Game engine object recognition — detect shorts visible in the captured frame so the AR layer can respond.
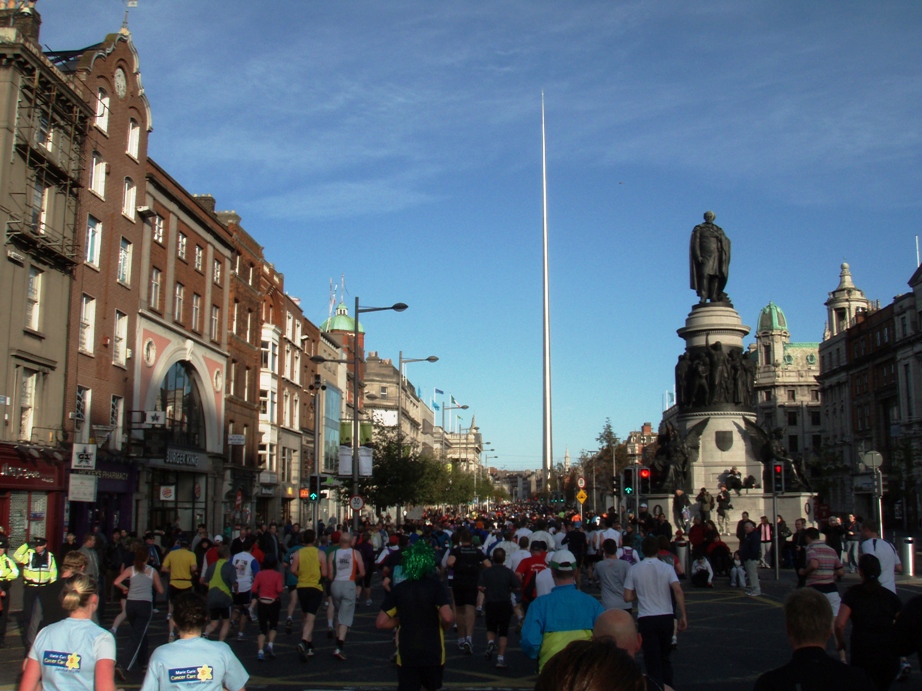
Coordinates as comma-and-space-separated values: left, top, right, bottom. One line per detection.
286, 583, 298, 593
233, 592, 252, 609
209, 606, 230, 620
451, 585, 478, 608
485, 601, 513, 637
330, 580, 357, 627
360, 569, 373, 589
397, 663, 444, 691
169, 584, 193, 600
297, 587, 323, 615
257, 599, 281, 635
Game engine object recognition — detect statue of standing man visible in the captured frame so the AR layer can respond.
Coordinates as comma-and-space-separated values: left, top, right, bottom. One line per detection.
690, 211, 731, 303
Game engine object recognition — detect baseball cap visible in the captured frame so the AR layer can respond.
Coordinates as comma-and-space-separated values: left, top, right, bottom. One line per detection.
550, 549, 577, 571
388, 535, 399, 545
213, 534, 224, 543
640, 503, 648, 508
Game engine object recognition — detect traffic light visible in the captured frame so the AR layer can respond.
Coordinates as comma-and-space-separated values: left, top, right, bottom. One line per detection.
639, 467, 652, 495
612, 474, 622, 494
623, 468, 635, 495
308, 476, 320, 502
773, 463, 785, 494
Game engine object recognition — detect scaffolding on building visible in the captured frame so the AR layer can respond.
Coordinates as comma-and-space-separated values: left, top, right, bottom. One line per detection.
4, 51, 88, 273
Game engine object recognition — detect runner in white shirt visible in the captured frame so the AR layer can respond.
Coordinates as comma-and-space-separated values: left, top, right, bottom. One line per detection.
230, 540, 259, 641
859, 524, 902, 594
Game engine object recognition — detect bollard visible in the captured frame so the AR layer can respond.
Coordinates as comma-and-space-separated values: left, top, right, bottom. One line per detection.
901, 537, 915, 577
673, 539, 689, 575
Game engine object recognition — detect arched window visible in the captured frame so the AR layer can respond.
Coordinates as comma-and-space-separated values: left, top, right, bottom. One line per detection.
127, 118, 140, 158
95, 88, 109, 131
158, 361, 206, 449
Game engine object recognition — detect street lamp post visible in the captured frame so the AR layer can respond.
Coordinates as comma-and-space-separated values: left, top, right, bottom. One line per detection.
396, 351, 438, 455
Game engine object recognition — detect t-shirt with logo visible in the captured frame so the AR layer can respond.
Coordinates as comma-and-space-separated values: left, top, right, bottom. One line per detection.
449, 545, 487, 589
230, 552, 259, 592
28, 617, 115, 691
140, 636, 248, 691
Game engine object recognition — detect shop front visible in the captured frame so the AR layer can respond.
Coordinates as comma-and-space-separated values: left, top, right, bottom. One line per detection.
68, 458, 137, 540
255, 470, 278, 526
146, 448, 213, 536
0, 445, 67, 550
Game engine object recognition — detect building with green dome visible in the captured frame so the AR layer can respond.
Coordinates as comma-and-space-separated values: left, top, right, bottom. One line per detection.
751, 301, 822, 463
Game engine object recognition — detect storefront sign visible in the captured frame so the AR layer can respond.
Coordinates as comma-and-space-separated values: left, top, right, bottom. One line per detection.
71, 444, 97, 470
228, 434, 246, 446
69, 474, 97, 502
258, 471, 278, 485
147, 449, 212, 473
257, 485, 277, 497
160, 485, 176, 500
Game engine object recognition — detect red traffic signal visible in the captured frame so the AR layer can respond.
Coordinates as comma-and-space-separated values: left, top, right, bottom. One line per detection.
773, 463, 785, 493
773, 464, 783, 474
639, 468, 651, 479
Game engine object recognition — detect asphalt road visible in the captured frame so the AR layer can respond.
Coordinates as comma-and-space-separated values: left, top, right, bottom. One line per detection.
3, 568, 922, 690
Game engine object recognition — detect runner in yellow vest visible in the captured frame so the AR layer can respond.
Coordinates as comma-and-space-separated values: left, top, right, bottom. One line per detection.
290, 529, 327, 661
203, 544, 236, 642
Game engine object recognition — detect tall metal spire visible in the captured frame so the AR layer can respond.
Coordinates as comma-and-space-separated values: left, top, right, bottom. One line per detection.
541, 92, 553, 489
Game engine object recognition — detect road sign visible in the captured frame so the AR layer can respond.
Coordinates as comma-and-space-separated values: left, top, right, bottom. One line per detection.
576, 489, 588, 504
349, 495, 365, 511
577, 476, 586, 489
228, 434, 246, 446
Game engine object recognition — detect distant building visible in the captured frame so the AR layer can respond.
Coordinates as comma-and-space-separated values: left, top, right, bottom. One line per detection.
751, 302, 822, 461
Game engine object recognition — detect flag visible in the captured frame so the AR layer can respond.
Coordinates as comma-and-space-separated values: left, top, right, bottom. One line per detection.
435, 388, 444, 395
451, 395, 458, 405
417, 386, 422, 398
433, 402, 440, 411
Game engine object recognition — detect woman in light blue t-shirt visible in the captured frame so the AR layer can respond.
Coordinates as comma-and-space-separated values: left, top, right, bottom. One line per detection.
19, 574, 116, 691
141, 591, 248, 691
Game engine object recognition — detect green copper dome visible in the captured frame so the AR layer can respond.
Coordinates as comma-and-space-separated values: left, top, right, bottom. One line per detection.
320, 303, 364, 333
758, 301, 787, 332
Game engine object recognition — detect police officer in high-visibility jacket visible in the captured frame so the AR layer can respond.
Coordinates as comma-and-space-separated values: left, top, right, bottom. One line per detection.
0, 534, 20, 647
13, 536, 57, 640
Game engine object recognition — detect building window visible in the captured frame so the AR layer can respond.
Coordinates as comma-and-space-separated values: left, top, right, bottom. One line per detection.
787, 390, 796, 402
31, 180, 49, 233
283, 391, 291, 427
286, 312, 293, 339
36, 113, 51, 150
787, 411, 798, 427
763, 390, 772, 402
90, 152, 106, 197
244, 367, 250, 402
152, 214, 164, 244
788, 435, 799, 453
95, 88, 109, 131
127, 118, 140, 158
811, 390, 820, 402
810, 411, 821, 426
293, 351, 300, 385
194, 245, 203, 271
191, 293, 202, 332
380, 386, 389, 399
213, 259, 221, 285
25, 266, 42, 331
149, 267, 162, 311
19, 368, 38, 441
85, 216, 101, 266
284, 345, 292, 379
246, 310, 253, 343
248, 264, 254, 285
117, 237, 132, 284
79, 294, 96, 353
228, 361, 236, 397
210, 305, 220, 340
261, 340, 278, 372
113, 310, 128, 365
110, 395, 124, 450
177, 232, 187, 261
75, 386, 91, 443
174, 283, 184, 322
293, 393, 300, 429
122, 178, 136, 219
281, 447, 293, 482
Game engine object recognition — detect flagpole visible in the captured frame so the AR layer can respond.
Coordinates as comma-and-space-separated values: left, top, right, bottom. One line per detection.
541, 91, 553, 492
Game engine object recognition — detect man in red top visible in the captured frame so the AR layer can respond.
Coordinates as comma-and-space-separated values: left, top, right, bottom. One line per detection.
514, 540, 548, 609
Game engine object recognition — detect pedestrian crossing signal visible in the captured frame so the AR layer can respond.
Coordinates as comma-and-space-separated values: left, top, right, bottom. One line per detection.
623, 468, 635, 495
308, 476, 320, 502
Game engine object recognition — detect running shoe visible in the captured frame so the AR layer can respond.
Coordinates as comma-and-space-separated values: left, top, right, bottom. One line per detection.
257, 651, 264, 662
333, 648, 346, 661
495, 656, 507, 669
462, 640, 473, 655
297, 641, 308, 662
285, 618, 292, 634
237, 631, 245, 641
484, 640, 496, 660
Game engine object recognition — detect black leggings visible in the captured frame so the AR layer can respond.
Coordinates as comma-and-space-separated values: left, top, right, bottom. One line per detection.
257, 599, 281, 635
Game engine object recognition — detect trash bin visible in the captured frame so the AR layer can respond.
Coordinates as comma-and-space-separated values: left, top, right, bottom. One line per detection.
673, 539, 689, 574
902, 538, 915, 577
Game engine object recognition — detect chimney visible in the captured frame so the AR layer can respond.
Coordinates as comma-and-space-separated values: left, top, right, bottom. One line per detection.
192, 194, 216, 215
0, 2, 40, 44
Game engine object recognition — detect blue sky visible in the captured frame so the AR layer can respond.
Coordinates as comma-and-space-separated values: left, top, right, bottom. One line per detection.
42, 1, 922, 470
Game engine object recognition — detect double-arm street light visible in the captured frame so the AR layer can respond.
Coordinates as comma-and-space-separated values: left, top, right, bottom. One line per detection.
396, 351, 438, 455
312, 296, 407, 532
